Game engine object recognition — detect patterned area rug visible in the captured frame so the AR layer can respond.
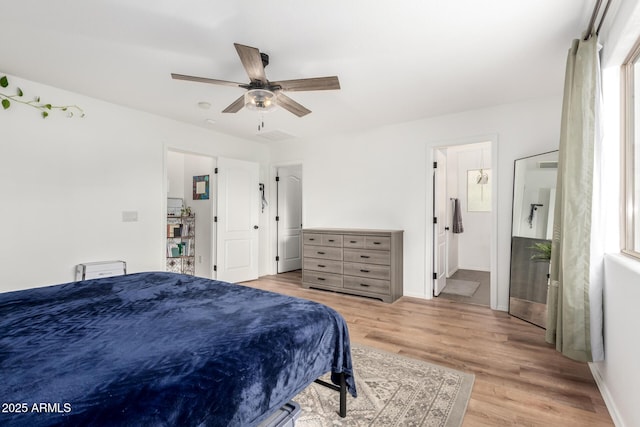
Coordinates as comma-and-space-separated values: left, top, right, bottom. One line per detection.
295, 344, 474, 427
441, 279, 480, 297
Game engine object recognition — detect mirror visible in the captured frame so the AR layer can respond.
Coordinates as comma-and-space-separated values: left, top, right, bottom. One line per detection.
509, 150, 558, 328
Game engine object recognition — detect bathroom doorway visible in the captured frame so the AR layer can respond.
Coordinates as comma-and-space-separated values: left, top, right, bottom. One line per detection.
431, 140, 495, 308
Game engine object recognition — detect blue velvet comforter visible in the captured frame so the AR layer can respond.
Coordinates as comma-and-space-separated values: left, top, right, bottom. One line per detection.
0, 272, 356, 426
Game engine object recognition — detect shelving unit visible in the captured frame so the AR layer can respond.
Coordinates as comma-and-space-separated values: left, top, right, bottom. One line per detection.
166, 215, 195, 275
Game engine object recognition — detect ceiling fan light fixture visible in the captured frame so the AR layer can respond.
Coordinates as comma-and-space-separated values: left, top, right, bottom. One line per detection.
244, 89, 277, 112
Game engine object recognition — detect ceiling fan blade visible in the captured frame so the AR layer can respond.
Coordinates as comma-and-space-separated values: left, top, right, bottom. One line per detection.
277, 93, 311, 117
234, 43, 267, 84
222, 95, 245, 113
171, 73, 244, 88
270, 76, 340, 92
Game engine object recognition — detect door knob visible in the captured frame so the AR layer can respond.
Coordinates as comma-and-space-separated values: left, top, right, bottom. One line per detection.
253, 225, 259, 229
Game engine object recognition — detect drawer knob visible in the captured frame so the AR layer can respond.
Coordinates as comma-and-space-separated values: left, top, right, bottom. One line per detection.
317, 251, 325, 255
317, 277, 325, 281
373, 242, 381, 245
309, 238, 315, 241
360, 283, 370, 287
350, 240, 357, 243
318, 264, 326, 268
328, 239, 335, 242
360, 255, 370, 259
360, 269, 370, 273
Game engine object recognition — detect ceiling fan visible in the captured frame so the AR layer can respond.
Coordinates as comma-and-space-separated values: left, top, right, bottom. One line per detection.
171, 43, 340, 117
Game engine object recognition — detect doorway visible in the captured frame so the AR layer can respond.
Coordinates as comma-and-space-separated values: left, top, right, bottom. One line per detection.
165, 151, 260, 283
166, 150, 216, 279
275, 164, 303, 273
431, 140, 496, 308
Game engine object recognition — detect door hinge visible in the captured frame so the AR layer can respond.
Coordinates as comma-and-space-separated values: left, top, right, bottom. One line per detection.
214, 167, 218, 174
275, 256, 280, 262
433, 161, 437, 168
275, 216, 280, 221
275, 176, 280, 182
433, 272, 437, 280
433, 217, 438, 224
213, 265, 217, 272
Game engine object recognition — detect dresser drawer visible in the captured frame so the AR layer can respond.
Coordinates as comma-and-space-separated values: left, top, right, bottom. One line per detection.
303, 271, 343, 288
321, 234, 343, 247
303, 258, 343, 274
343, 235, 365, 249
344, 262, 391, 280
344, 248, 390, 265
344, 276, 391, 295
304, 233, 323, 245
365, 236, 391, 251
304, 233, 343, 247
303, 245, 343, 261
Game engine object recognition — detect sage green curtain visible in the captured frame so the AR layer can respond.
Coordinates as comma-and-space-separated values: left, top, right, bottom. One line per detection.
546, 35, 605, 362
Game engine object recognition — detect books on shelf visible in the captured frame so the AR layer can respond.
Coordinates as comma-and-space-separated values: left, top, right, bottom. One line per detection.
166, 222, 190, 238
166, 214, 195, 275
166, 240, 193, 257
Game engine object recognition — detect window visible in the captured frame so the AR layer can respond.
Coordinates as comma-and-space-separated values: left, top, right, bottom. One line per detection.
622, 36, 640, 259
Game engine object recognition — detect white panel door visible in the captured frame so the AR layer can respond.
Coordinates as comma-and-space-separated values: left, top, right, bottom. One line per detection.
216, 157, 259, 283
433, 149, 448, 296
277, 165, 302, 273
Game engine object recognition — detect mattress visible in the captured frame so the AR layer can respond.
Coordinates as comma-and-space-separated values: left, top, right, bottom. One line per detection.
0, 272, 355, 426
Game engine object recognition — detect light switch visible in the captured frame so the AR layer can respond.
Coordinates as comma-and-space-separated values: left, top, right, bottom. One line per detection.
122, 211, 138, 222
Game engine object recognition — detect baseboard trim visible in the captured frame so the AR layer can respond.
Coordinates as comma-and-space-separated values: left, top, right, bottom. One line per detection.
589, 362, 623, 426
404, 291, 431, 300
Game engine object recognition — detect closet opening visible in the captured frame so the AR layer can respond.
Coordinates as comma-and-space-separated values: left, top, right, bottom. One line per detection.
271, 163, 303, 275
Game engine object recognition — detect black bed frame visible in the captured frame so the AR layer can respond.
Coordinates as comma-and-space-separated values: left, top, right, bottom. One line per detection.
314, 372, 347, 417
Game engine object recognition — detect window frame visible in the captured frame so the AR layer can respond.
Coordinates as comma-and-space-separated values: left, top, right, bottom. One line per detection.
621, 36, 640, 260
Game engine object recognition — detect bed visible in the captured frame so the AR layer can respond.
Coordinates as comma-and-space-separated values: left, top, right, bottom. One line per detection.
0, 272, 356, 426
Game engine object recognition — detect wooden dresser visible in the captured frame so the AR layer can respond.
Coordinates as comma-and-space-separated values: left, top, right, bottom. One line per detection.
302, 228, 403, 303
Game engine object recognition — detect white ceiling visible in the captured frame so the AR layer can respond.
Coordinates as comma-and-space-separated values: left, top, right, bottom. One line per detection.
0, 0, 592, 143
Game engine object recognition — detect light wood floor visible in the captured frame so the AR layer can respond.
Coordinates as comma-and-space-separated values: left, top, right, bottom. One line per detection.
243, 271, 613, 427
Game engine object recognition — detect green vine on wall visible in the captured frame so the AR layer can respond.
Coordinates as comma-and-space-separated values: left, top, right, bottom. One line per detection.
1, 75, 85, 118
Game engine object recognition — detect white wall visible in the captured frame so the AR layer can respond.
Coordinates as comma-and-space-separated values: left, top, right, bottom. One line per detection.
450, 143, 492, 272
184, 153, 215, 278
592, 255, 640, 427
270, 96, 561, 307
167, 151, 185, 199
588, 1, 640, 425
0, 73, 269, 292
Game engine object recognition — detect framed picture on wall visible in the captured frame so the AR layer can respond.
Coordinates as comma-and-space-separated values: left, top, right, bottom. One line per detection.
193, 175, 210, 200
